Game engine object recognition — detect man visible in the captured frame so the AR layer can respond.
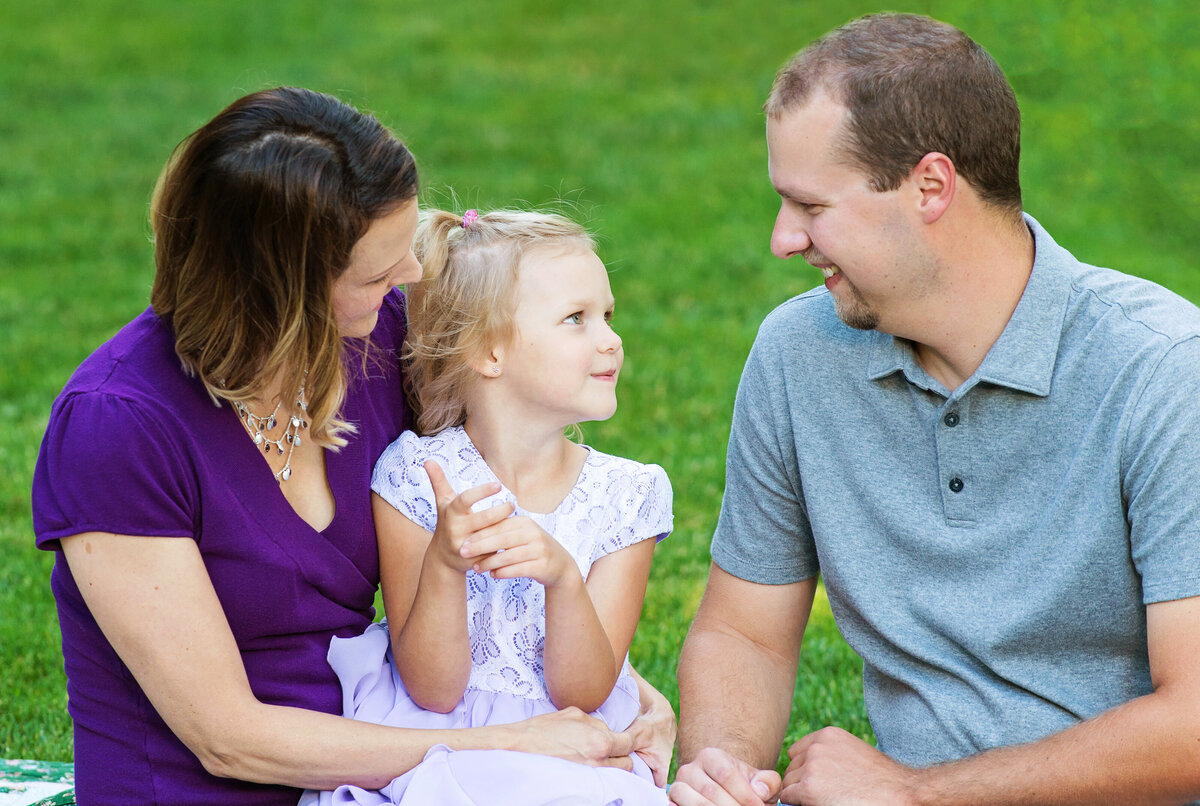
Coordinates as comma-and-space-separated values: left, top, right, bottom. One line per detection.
671, 13, 1200, 806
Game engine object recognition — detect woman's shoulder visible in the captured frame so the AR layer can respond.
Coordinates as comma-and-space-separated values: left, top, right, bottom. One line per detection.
53, 308, 202, 423
61, 308, 175, 391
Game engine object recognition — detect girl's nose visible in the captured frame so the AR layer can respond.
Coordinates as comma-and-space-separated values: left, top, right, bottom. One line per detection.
599, 323, 622, 353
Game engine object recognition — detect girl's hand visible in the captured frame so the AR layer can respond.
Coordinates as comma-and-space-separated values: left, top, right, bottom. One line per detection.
424, 460, 513, 574
461, 515, 579, 588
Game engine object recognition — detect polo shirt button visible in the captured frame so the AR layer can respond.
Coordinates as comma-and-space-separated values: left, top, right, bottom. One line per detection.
943, 412, 960, 427
948, 477, 964, 493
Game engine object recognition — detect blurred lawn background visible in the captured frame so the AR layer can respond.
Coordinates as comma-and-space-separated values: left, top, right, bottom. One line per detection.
2, 0, 1196, 775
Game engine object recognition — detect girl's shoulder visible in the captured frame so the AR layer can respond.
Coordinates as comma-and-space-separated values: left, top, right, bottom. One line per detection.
578, 449, 673, 520
371, 426, 484, 503
582, 447, 671, 492
569, 449, 674, 557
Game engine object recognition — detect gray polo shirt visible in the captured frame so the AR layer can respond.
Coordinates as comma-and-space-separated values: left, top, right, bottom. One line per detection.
712, 215, 1200, 766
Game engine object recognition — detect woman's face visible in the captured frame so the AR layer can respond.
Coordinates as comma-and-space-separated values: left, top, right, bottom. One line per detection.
333, 200, 422, 338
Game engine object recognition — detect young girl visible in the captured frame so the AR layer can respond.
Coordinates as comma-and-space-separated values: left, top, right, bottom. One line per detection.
303, 209, 672, 806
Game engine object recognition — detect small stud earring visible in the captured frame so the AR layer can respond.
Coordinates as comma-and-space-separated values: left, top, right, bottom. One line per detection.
492, 366, 501, 375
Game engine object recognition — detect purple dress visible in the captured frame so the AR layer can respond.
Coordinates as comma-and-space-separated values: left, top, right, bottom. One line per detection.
32, 290, 409, 805
301, 426, 673, 805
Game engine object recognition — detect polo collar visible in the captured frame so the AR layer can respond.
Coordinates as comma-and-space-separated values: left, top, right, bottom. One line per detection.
867, 214, 1073, 398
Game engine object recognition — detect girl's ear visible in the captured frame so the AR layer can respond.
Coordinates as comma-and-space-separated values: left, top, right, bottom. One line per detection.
468, 345, 505, 378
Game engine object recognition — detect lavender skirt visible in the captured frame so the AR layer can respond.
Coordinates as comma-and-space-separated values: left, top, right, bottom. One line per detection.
300, 622, 667, 806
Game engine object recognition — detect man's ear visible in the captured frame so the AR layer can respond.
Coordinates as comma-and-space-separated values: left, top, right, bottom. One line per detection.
910, 151, 956, 224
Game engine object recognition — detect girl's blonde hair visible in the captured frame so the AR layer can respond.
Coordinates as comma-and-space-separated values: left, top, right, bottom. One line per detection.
406, 208, 594, 435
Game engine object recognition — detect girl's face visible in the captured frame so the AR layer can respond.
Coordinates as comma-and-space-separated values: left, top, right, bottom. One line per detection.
496, 245, 623, 428
333, 200, 422, 338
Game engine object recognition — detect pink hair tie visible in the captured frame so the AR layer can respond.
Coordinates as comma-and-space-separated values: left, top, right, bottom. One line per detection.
461, 209, 479, 228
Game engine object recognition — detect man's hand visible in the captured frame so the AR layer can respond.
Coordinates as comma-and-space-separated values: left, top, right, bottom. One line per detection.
780, 727, 919, 806
669, 746, 782, 805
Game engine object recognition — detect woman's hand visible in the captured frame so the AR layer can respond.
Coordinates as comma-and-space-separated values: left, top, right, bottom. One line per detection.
509, 707, 636, 770
625, 668, 678, 787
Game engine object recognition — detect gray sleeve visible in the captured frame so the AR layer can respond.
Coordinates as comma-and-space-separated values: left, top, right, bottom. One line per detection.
1123, 336, 1200, 604
711, 321, 819, 584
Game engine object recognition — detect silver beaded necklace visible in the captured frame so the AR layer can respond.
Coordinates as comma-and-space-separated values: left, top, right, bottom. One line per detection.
233, 382, 309, 483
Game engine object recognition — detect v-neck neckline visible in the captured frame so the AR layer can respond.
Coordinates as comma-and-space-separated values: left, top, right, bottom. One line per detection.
218, 402, 345, 536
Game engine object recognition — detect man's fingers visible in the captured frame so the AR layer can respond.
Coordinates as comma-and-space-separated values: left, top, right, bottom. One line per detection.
672, 749, 778, 806
751, 770, 782, 802
668, 780, 754, 806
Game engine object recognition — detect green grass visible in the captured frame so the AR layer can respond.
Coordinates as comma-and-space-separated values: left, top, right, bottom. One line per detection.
2, 0, 1196, 778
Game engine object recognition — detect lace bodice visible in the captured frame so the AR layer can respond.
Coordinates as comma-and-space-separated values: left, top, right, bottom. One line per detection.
371, 426, 673, 699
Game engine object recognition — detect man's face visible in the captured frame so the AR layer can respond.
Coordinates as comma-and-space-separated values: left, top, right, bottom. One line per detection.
767, 93, 930, 334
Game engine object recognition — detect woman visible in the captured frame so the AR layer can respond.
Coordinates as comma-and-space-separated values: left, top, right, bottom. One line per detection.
31, 87, 673, 805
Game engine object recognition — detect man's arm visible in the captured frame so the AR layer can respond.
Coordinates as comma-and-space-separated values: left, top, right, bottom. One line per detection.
672, 564, 817, 804
781, 594, 1200, 806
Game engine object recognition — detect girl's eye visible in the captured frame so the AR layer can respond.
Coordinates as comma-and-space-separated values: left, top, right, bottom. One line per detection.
564, 313, 583, 325
604, 310, 614, 323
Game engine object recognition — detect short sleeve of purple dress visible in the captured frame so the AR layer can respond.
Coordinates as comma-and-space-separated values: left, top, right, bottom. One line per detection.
32, 289, 410, 806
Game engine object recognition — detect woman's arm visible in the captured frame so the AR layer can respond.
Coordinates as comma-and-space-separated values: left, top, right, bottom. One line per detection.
61, 530, 636, 790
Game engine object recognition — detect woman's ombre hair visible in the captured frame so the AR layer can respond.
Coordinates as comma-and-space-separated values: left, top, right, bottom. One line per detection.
149, 87, 418, 447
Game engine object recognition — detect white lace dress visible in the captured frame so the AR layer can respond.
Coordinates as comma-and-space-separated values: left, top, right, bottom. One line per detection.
301, 426, 672, 806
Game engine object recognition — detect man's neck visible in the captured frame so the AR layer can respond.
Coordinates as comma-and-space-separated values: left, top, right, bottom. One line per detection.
908, 213, 1035, 393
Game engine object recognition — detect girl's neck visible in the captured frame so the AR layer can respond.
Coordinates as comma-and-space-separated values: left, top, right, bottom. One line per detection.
462, 415, 587, 515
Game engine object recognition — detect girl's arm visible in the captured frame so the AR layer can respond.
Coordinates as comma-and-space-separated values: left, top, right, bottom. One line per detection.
547, 538, 656, 711
60, 531, 636, 790
375, 494, 471, 713
379, 460, 516, 713
470, 524, 657, 713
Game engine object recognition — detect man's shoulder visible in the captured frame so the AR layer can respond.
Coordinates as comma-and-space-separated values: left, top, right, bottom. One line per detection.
1067, 263, 1200, 347
1028, 215, 1200, 347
